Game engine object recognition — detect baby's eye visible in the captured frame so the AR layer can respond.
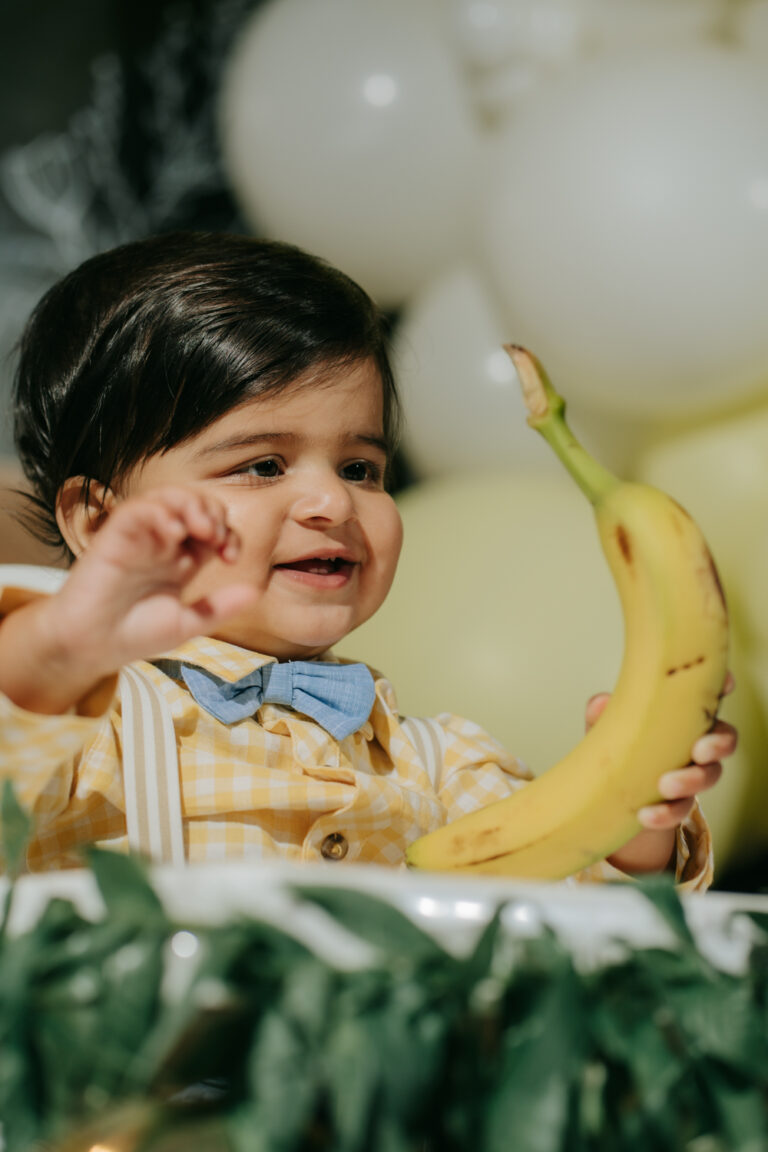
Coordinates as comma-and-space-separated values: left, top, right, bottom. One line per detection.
341, 459, 382, 485
243, 457, 283, 479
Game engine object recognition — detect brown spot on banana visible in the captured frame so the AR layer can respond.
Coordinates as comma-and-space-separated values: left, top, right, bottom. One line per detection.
616, 524, 632, 563
665, 656, 706, 676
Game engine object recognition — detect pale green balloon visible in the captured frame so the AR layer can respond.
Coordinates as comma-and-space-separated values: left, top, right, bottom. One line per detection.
587, 0, 724, 49
735, 0, 768, 56
722, 639, 768, 871
638, 402, 768, 604
638, 408, 768, 870
737, 526, 768, 650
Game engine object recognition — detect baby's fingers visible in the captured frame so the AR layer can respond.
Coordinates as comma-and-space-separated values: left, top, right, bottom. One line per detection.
658, 761, 722, 801
691, 719, 737, 765
639, 759, 723, 830
637, 797, 695, 830
181, 583, 259, 632
143, 488, 238, 560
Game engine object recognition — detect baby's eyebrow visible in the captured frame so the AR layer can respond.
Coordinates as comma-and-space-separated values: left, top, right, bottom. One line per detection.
352, 434, 389, 456
194, 432, 293, 457
194, 431, 389, 458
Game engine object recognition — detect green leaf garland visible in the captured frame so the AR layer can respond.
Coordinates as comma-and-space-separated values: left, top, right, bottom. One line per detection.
0, 865, 767, 1152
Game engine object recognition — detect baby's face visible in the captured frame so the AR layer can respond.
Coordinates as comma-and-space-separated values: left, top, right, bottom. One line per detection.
123, 358, 403, 659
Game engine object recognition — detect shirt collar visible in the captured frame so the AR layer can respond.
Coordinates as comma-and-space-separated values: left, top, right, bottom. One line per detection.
159, 635, 342, 685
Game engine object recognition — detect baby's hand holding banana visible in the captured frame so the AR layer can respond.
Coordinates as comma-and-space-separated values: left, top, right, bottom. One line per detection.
406, 347, 730, 880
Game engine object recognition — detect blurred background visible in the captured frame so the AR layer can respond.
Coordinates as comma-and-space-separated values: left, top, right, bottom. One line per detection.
2, 0, 768, 890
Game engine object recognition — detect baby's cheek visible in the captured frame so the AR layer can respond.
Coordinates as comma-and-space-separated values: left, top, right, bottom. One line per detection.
384, 501, 404, 561
380, 511, 403, 588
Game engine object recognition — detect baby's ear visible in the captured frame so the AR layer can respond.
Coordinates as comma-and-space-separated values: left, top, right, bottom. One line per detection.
55, 478, 117, 557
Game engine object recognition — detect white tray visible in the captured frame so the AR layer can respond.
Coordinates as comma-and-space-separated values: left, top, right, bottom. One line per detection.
3, 859, 767, 975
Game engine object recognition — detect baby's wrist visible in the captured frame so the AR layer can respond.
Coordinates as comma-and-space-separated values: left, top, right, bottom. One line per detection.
607, 827, 677, 876
0, 596, 117, 715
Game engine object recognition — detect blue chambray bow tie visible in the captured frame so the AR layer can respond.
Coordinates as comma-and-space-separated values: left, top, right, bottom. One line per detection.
180, 659, 376, 741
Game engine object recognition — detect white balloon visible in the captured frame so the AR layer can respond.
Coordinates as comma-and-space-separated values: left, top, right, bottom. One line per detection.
471, 59, 543, 123
446, 0, 597, 123
477, 45, 768, 417
447, 0, 595, 70
394, 266, 654, 479
218, 0, 479, 308
394, 267, 549, 478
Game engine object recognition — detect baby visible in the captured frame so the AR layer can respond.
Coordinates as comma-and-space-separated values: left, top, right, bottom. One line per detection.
0, 232, 734, 882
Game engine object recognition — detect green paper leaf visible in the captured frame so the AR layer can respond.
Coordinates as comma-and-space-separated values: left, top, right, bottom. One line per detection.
291, 886, 449, 964
462, 903, 504, 983
0, 779, 32, 880
86, 847, 167, 921
636, 876, 697, 951
484, 950, 585, 1152
324, 967, 450, 1152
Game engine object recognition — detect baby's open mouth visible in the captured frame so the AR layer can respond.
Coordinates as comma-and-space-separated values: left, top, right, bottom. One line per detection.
274, 557, 354, 576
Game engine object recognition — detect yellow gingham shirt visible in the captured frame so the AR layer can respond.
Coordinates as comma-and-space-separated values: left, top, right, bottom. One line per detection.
0, 600, 712, 887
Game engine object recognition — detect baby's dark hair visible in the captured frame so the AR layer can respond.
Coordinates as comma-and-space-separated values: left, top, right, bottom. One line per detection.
13, 230, 400, 555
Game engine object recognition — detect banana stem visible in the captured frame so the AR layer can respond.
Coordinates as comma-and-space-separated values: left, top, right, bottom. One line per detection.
504, 345, 619, 506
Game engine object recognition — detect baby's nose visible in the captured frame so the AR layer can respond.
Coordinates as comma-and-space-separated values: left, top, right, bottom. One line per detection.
291, 472, 355, 524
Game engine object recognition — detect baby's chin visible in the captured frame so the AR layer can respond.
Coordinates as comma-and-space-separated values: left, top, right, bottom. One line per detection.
210, 621, 350, 662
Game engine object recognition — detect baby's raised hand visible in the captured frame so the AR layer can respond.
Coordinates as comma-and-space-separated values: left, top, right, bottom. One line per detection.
0, 487, 257, 714
57, 487, 258, 673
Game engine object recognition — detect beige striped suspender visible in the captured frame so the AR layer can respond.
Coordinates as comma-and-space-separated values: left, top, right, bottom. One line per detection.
119, 665, 186, 865
398, 716, 446, 791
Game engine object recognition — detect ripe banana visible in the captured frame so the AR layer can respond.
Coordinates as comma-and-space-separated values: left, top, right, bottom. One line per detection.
405, 346, 729, 879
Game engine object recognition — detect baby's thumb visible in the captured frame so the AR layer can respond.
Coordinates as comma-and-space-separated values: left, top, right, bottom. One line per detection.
585, 692, 611, 731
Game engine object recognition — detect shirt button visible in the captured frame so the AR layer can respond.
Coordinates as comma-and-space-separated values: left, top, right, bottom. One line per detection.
320, 832, 348, 861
